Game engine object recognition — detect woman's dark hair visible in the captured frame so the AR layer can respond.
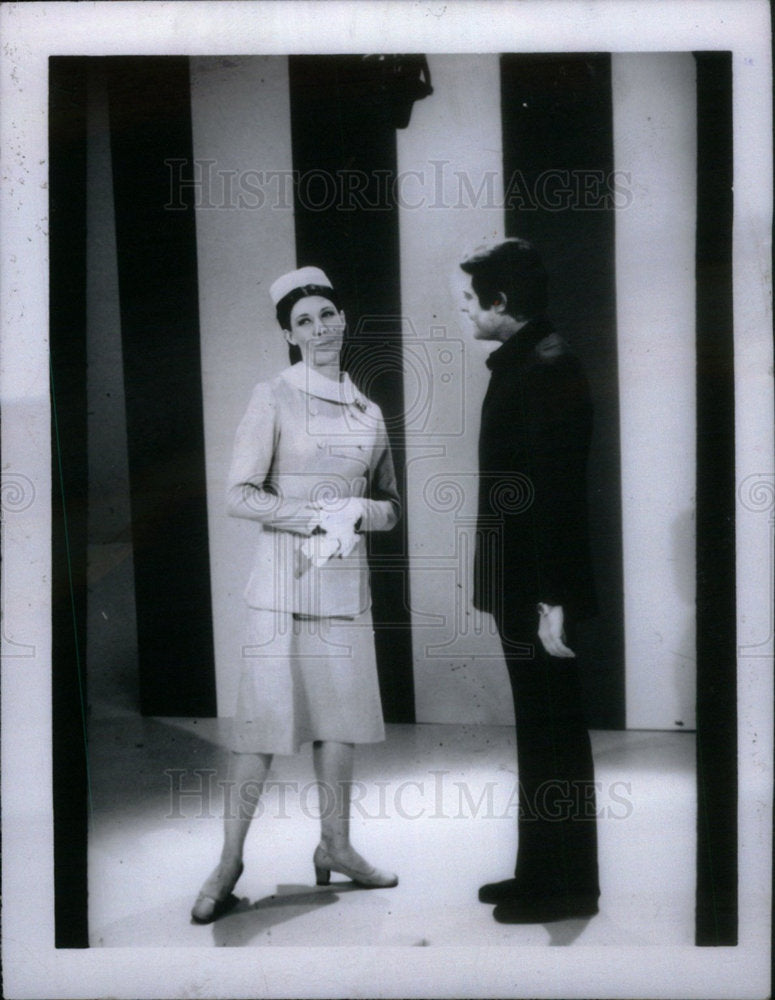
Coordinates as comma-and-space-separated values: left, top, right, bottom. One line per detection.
460, 238, 548, 320
275, 284, 342, 331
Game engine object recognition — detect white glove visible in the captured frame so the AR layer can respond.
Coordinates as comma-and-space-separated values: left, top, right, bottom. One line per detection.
317, 496, 365, 535
297, 498, 365, 572
297, 531, 343, 573
317, 497, 365, 555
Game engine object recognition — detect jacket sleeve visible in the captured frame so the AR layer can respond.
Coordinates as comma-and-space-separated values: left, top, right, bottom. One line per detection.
521, 356, 594, 609
226, 382, 320, 535
358, 414, 401, 533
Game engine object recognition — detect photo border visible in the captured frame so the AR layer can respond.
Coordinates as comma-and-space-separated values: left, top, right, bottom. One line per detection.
1, 2, 772, 998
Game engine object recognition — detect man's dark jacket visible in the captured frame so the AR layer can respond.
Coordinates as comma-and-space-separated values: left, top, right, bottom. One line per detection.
475, 315, 597, 620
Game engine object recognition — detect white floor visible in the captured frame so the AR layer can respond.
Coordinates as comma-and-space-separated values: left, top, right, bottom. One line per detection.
87, 717, 696, 948
85, 542, 697, 948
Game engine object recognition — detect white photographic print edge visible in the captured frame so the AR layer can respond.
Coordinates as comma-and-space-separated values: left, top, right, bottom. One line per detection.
0, 2, 772, 998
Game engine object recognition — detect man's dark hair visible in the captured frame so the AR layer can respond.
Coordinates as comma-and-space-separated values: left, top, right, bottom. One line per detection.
460, 238, 548, 320
275, 284, 343, 331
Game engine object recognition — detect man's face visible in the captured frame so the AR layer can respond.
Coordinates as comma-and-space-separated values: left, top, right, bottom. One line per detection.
458, 273, 506, 341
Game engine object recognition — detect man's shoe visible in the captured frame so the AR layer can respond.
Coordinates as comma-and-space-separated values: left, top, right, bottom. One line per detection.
478, 877, 524, 904
493, 893, 599, 924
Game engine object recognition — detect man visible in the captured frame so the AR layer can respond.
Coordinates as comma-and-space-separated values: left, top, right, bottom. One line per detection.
459, 238, 599, 924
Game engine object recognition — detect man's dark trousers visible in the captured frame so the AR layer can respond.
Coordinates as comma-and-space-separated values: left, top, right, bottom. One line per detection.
495, 605, 599, 901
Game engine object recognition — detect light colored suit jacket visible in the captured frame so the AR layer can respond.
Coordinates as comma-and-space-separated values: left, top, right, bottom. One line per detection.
228, 363, 400, 616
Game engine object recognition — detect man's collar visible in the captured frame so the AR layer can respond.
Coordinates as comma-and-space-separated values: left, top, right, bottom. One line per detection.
485, 315, 554, 371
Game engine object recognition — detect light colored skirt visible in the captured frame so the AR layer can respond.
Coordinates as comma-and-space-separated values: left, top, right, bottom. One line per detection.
231, 607, 386, 755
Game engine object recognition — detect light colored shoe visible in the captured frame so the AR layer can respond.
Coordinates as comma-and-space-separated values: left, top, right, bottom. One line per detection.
190, 861, 244, 924
313, 844, 398, 889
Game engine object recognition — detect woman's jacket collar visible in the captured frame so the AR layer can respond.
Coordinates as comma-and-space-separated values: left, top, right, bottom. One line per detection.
281, 362, 369, 411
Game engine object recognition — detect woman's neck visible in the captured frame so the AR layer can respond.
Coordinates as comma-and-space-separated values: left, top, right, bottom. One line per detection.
305, 357, 342, 382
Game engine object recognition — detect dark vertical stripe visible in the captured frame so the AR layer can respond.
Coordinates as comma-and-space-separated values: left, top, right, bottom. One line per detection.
49, 56, 90, 948
106, 57, 216, 717
694, 51, 737, 946
500, 54, 624, 729
288, 56, 415, 722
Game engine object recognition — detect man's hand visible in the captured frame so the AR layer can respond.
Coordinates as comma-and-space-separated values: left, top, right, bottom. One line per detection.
537, 603, 575, 658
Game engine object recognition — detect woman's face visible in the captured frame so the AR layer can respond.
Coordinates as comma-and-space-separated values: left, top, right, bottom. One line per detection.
285, 295, 345, 367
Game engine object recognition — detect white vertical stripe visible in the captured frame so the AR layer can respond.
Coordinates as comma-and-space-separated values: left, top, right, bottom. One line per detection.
612, 53, 697, 729
396, 55, 511, 724
731, 40, 775, 947
191, 57, 296, 715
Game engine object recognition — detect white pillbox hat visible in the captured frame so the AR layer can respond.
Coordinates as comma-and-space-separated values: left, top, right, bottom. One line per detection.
269, 266, 333, 306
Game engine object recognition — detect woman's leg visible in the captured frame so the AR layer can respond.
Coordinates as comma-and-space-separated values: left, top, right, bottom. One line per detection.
313, 739, 355, 857
220, 750, 273, 865
311, 740, 397, 887
191, 750, 272, 921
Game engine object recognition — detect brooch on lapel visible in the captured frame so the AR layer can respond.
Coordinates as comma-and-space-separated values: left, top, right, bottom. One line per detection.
352, 396, 367, 413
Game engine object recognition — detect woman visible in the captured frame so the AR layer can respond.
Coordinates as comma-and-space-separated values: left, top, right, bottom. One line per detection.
191, 267, 400, 924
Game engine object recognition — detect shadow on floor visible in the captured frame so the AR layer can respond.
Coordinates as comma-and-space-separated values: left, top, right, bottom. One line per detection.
547, 915, 595, 945
209, 883, 370, 946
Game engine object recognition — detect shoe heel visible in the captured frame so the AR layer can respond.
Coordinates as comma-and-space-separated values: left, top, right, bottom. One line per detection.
315, 864, 331, 886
